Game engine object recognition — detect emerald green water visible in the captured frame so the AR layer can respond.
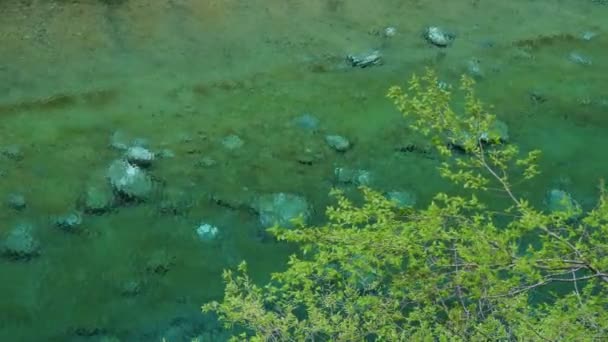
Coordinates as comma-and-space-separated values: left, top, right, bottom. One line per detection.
0, 1, 606, 340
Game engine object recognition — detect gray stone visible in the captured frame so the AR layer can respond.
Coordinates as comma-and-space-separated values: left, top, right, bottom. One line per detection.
252, 193, 311, 228
120, 280, 142, 297
546, 189, 580, 217
107, 159, 154, 201
157, 149, 175, 159
221, 134, 244, 150
466, 58, 484, 79
145, 250, 174, 275
7, 193, 26, 210
346, 50, 382, 68
293, 113, 320, 132
1, 145, 23, 160
325, 135, 351, 152
480, 120, 509, 143
568, 51, 592, 66
1, 222, 40, 260
196, 223, 220, 241
53, 211, 83, 231
197, 156, 217, 167
424, 26, 454, 47
335, 167, 372, 186
386, 191, 417, 208
82, 183, 115, 214
581, 31, 598, 41
109, 131, 129, 151
125, 146, 155, 167
157, 188, 193, 215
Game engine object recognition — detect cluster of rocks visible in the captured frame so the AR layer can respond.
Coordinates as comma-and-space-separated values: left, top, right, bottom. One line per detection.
0, 132, 165, 261
345, 25, 455, 70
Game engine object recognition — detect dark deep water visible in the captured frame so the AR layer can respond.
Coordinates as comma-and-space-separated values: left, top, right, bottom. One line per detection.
0, 1, 607, 340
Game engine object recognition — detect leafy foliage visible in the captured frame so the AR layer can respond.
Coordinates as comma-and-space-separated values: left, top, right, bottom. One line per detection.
203, 69, 608, 341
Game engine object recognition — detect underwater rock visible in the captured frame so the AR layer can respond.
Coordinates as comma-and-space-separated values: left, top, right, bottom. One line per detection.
346, 50, 382, 68
451, 119, 510, 151
568, 51, 592, 66
109, 130, 130, 151
252, 193, 311, 228
334, 167, 373, 186
6, 193, 26, 210
581, 31, 598, 41
1, 222, 40, 260
325, 134, 351, 152
107, 159, 154, 201
466, 58, 484, 79
385, 191, 417, 208
157, 148, 175, 159
424, 26, 454, 47
221, 134, 244, 150
296, 147, 324, 165
196, 223, 220, 241
1, 145, 23, 161
81, 183, 116, 214
145, 250, 174, 275
546, 189, 581, 217
293, 113, 320, 132
480, 119, 510, 143
120, 279, 143, 297
384, 26, 397, 37
157, 188, 193, 216
53, 211, 83, 231
196, 156, 217, 168
125, 146, 155, 167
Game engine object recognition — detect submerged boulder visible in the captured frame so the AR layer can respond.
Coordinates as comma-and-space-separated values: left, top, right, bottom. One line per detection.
1, 222, 40, 260
546, 189, 581, 218
125, 146, 155, 167
252, 193, 311, 228
81, 182, 116, 214
107, 159, 154, 201
385, 191, 417, 208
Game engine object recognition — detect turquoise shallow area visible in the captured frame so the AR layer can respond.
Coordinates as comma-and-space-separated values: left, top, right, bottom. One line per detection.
0, 1, 607, 340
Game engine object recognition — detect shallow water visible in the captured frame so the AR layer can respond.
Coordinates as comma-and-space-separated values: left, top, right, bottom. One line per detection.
0, 1, 607, 340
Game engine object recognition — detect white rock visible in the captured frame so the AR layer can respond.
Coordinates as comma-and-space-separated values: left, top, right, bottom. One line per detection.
424, 26, 453, 47
126, 146, 155, 167
107, 160, 154, 200
384, 26, 397, 37
196, 223, 220, 241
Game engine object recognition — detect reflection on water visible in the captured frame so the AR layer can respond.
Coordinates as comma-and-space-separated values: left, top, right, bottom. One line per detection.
0, 0, 607, 340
